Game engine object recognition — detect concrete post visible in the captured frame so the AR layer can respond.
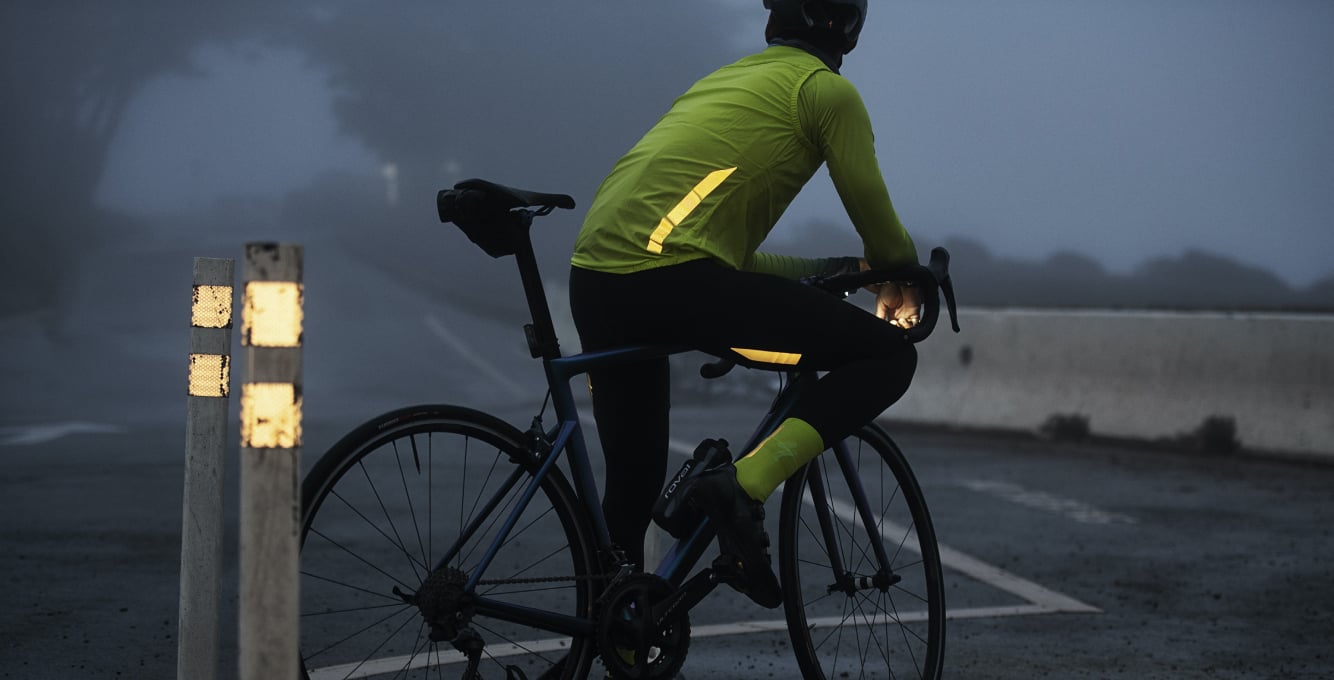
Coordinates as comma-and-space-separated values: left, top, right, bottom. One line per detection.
178, 257, 234, 680
238, 243, 303, 680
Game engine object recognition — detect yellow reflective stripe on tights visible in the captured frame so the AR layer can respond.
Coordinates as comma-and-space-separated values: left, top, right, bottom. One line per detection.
731, 347, 802, 366
646, 167, 737, 254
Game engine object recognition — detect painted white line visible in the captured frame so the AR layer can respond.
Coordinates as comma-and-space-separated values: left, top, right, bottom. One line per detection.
822, 482, 1100, 616
960, 479, 1137, 526
934, 540, 1099, 613
674, 435, 1099, 614
308, 636, 573, 679
309, 603, 1067, 678
0, 422, 126, 446
693, 603, 1059, 634
423, 313, 527, 400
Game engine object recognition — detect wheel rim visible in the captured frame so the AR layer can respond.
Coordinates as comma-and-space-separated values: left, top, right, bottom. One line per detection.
299, 413, 595, 679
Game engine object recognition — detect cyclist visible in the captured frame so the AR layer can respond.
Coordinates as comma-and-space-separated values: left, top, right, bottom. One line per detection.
569, 0, 920, 609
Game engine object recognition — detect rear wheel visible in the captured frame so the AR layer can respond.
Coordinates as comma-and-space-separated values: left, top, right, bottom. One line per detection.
778, 423, 946, 680
299, 405, 598, 680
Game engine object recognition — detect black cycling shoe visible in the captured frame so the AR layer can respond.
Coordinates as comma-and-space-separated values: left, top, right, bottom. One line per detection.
686, 464, 782, 609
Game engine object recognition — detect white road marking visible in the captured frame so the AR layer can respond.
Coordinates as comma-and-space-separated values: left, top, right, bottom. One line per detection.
309, 601, 1070, 678
308, 638, 572, 680
819, 492, 1101, 616
671, 435, 1098, 615
960, 478, 1138, 526
0, 422, 126, 446
423, 313, 528, 400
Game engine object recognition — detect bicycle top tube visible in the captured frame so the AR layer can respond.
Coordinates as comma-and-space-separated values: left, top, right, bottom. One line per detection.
547, 343, 816, 384
545, 344, 690, 382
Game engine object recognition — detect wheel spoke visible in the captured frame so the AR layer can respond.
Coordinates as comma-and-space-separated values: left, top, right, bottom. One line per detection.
306, 526, 418, 593
327, 489, 430, 574
393, 436, 430, 576
359, 460, 425, 583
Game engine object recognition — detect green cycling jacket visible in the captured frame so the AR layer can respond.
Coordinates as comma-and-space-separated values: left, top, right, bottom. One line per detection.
570, 45, 916, 279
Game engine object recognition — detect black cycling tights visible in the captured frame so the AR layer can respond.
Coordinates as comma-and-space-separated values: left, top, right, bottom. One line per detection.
569, 259, 917, 568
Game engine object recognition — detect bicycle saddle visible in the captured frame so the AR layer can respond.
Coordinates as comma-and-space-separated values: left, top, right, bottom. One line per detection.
453, 178, 575, 212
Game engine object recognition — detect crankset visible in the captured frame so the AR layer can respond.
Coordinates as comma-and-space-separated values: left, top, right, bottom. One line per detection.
596, 574, 690, 680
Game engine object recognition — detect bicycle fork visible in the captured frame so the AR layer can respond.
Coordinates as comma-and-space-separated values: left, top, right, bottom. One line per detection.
807, 442, 902, 595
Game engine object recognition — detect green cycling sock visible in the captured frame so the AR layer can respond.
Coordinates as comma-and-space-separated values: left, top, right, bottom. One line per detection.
733, 417, 825, 502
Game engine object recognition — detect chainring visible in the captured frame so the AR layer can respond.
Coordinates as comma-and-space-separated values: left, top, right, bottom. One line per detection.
595, 573, 690, 680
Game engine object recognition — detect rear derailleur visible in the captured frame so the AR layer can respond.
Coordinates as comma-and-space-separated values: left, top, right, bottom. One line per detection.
394, 566, 528, 680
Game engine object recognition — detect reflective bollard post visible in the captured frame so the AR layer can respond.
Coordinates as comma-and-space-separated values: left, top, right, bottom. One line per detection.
179, 257, 234, 680
238, 243, 303, 680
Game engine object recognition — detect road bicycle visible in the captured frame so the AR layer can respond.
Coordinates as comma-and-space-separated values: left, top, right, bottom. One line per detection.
297, 179, 960, 679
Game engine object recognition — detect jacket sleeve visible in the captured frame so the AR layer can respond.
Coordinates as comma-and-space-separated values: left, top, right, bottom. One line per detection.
741, 253, 862, 279
798, 71, 918, 270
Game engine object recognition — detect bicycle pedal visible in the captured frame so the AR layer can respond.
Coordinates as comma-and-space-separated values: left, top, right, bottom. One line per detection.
710, 554, 744, 582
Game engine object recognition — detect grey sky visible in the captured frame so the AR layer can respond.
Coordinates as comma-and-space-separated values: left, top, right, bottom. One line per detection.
95, 0, 1334, 285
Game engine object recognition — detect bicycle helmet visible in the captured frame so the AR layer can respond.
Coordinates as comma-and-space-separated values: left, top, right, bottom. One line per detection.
763, 0, 867, 52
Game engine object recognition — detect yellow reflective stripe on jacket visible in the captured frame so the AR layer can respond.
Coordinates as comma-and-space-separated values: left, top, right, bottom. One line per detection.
646, 167, 737, 254
731, 347, 802, 366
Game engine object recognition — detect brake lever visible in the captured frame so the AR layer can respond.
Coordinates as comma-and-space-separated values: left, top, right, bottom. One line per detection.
941, 275, 960, 333
925, 247, 960, 334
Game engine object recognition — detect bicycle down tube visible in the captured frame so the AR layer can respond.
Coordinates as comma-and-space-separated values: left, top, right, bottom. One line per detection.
442, 345, 693, 637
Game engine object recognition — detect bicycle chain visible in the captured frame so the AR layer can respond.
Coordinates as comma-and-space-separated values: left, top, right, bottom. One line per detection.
476, 573, 608, 586
476, 548, 635, 589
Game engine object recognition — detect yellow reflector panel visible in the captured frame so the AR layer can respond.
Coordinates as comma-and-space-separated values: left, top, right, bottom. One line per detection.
731, 348, 802, 366
188, 353, 230, 397
192, 285, 233, 329
647, 167, 737, 254
240, 382, 303, 448
242, 281, 303, 347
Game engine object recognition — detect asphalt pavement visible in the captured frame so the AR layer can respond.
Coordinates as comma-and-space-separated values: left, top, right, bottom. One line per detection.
2, 401, 1331, 679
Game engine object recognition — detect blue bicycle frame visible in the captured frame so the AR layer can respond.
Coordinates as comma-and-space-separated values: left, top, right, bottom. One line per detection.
425, 201, 922, 644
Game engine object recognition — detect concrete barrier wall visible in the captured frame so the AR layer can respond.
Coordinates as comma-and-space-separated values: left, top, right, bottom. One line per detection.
890, 308, 1334, 460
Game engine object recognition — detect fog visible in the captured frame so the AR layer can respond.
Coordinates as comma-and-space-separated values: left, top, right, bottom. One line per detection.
87, 0, 1334, 290
2, 1, 1332, 425
798, 0, 1334, 289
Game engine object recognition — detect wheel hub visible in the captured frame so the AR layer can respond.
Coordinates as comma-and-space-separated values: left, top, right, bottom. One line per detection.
397, 566, 473, 642
827, 569, 902, 596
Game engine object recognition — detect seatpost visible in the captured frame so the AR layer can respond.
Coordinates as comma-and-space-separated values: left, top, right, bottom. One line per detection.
511, 210, 562, 360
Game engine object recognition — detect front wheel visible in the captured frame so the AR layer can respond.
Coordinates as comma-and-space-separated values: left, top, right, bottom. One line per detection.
298, 405, 599, 680
779, 423, 946, 680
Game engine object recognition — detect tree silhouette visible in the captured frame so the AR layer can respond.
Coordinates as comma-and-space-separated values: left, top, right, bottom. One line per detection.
0, 1, 306, 325
280, 2, 752, 319
697, 220, 1333, 312
1127, 249, 1294, 310
296, 2, 747, 207
1304, 274, 1334, 310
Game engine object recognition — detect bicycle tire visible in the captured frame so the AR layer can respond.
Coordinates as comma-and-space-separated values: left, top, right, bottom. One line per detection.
778, 423, 946, 680
299, 404, 599, 680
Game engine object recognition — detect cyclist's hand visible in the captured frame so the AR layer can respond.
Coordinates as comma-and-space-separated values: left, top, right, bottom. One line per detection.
857, 259, 922, 328
876, 282, 922, 328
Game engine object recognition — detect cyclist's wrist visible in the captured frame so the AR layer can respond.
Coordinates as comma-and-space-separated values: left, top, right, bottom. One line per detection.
818, 256, 864, 277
